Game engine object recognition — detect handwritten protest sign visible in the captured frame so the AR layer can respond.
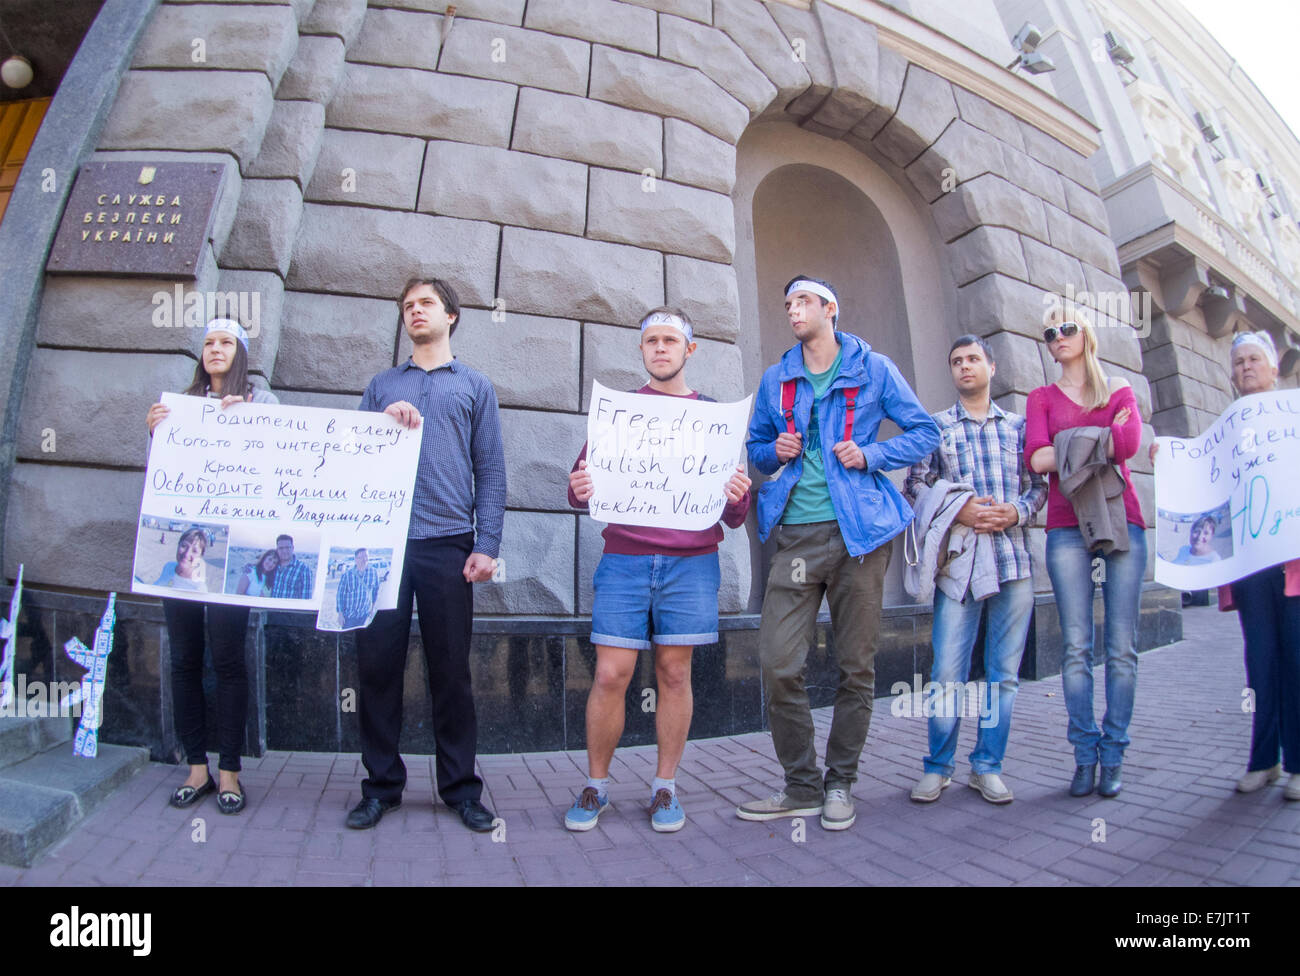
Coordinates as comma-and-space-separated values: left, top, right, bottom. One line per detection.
1154, 389, 1300, 590
585, 381, 753, 531
132, 393, 420, 630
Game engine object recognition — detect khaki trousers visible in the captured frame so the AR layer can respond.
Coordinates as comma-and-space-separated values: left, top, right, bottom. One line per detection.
759, 521, 890, 802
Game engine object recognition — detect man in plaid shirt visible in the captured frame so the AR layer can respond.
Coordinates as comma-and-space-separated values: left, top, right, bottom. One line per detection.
903, 335, 1047, 805
269, 534, 313, 600
336, 548, 380, 629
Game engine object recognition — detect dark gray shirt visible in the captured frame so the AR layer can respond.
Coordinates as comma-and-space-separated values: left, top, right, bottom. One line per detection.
359, 357, 506, 557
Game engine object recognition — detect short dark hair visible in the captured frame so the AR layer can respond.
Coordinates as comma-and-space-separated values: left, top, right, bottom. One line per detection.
948, 334, 995, 364
355, 547, 367, 557
276, 534, 294, 545
399, 277, 461, 337
783, 274, 838, 326
1191, 515, 1217, 535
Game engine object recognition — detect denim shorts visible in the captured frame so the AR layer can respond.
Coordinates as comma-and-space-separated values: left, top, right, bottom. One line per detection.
590, 552, 721, 650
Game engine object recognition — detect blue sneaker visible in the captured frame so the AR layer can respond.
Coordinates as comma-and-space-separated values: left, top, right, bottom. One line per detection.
564, 787, 609, 831
649, 789, 685, 833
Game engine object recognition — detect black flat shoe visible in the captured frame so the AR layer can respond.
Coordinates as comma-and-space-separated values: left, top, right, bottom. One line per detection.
346, 796, 400, 830
1098, 764, 1123, 797
452, 798, 495, 832
1069, 764, 1097, 797
217, 784, 247, 815
169, 775, 216, 809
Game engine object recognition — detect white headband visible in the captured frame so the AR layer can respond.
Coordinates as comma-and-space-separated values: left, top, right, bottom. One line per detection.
640, 310, 693, 342
1231, 331, 1277, 367
785, 279, 841, 318
205, 318, 250, 350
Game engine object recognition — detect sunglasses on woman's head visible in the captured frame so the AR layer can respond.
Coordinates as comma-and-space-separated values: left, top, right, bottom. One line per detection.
1043, 321, 1080, 343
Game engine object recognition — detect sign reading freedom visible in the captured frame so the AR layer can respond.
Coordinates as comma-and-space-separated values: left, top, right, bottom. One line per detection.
1153, 389, 1300, 591
132, 393, 421, 628
585, 381, 753, 531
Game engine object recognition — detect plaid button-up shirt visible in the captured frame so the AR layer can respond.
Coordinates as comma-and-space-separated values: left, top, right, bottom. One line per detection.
903, 400, 1047, 584
336, 565, 380, 619
270, 558, 313, 599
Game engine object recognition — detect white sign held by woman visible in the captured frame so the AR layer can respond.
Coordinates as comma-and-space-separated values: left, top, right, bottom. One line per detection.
1153, 389, 1300, 590
132, 393, 421, 629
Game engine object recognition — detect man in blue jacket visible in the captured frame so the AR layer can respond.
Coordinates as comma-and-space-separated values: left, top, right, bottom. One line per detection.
737, 275, 940, 831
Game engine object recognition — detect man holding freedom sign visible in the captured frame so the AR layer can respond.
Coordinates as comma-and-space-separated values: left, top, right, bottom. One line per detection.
739, 275, 939, 831
566, 308, 751, 833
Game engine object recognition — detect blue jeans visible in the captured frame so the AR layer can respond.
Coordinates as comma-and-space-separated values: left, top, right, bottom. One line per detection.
925, 578, 1034, 777
1046, 523, 1147, 766
590, 552, 721, 650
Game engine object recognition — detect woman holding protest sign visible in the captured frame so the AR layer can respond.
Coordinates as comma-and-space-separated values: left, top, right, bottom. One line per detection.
145, 318, 278, 815
1214, 333, 1300, 799
1026, 307, 1146, 799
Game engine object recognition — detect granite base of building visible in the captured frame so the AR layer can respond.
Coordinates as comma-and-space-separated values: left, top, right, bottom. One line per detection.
4, 585, 1183, 762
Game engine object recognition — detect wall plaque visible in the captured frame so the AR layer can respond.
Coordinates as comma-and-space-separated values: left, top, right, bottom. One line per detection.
46, 161, 224, 278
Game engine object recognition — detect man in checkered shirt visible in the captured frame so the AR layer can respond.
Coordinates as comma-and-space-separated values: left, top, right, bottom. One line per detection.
903, 334, 1047, 806
336, 548, 380, 629
269, 534, 313, 600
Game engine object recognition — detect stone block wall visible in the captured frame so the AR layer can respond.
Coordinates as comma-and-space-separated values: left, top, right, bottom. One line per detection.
12, 0, 1137, 615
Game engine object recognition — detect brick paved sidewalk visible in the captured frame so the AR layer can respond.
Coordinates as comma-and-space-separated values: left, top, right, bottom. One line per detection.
3, 605, 1297, 886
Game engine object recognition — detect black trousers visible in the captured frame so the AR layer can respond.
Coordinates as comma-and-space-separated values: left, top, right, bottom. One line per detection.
164, 599, 251, 772
1232, 565, 1300, 774
355, 534, 482, 805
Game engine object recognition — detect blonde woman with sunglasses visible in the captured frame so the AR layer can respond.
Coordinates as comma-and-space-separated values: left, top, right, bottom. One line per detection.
1025, 307, 1146, 799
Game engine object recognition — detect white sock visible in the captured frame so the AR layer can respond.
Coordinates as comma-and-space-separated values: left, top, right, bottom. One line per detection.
652, 776, 675, 798
586, 776, 610, 799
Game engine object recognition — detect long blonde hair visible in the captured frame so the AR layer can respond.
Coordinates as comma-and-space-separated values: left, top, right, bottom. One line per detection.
1044, 305, 1110, 411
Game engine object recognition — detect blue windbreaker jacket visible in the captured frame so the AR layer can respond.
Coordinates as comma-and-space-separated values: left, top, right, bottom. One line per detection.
746, 331, 941, 557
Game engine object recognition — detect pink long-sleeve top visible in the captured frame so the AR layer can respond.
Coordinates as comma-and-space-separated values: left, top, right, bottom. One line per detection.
569, 385, 750, 556
1024, 382, 1146, 530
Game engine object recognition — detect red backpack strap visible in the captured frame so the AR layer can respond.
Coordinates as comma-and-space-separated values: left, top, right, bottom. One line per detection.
780, 379, 797, 435
842, 386, 859, 441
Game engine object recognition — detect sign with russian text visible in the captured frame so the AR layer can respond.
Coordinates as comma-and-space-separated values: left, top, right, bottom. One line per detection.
132, 394, 420, 630
585, 381, 752, 531
46, 161, 224, 277
1154, 389, 1300, 590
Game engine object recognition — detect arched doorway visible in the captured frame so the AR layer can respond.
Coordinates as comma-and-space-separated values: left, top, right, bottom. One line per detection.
733, 121, 956, 609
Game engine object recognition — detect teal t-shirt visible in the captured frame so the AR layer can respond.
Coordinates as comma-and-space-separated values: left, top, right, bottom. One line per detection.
782, 348, 842, 525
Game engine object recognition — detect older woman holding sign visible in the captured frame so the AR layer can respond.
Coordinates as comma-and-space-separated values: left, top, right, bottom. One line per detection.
1216, 332, 1300, 800
145, 318, 279, 814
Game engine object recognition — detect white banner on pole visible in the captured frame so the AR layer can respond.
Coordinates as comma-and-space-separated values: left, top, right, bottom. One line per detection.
132, 393, 421, 630
1154, 389, 1300, 590
585, 381, 753, 531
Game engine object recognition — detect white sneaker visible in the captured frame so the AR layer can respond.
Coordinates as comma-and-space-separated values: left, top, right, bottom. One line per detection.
1236, 764, 1281, 793
910, 772, 951, 803
1285, 774, 1300, 802
968, 771, 1014, 804
820, 788, 855, 830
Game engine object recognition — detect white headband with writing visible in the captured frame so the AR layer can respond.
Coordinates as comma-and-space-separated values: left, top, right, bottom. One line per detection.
1231, 331, 1277, 367
205, 318, 250, 350
640, 310, 693, 342
785, 279, 840, 318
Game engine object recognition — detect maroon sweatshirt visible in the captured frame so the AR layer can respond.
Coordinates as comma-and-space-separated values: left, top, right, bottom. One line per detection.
569, 385, 750, 555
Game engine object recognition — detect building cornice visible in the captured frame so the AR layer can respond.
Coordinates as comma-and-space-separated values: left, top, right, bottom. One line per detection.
825, 0, 1102, 156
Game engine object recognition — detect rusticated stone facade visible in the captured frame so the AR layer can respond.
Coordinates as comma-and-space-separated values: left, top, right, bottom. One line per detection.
8, 0, 1153, 616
